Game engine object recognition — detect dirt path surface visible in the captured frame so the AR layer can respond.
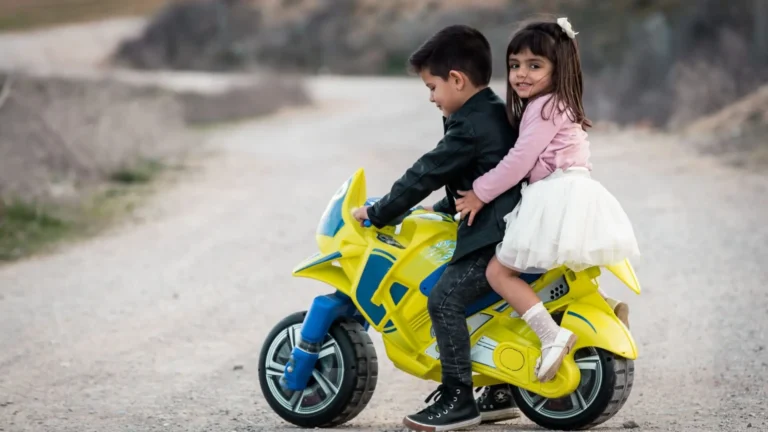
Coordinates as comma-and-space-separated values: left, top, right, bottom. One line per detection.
1, 77, 767, 432
0, 18, 145, 72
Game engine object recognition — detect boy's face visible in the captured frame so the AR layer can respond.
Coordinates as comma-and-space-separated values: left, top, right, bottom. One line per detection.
420, 69, 469, 117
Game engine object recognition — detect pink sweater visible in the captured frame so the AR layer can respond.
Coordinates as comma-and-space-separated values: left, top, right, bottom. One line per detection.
473, 94, 592, 204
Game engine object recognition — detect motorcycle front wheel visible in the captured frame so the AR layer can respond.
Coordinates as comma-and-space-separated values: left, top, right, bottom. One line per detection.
258, 311, 378, 428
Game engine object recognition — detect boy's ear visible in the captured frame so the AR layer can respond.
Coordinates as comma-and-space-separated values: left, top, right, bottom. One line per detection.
448, 70, 467, 90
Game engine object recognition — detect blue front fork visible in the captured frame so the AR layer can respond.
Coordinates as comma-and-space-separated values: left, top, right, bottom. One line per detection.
280, 292, 364, 391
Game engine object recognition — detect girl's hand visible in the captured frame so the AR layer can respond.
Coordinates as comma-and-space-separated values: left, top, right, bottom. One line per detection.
455, 190, 485, 226
351, 206, 371, 226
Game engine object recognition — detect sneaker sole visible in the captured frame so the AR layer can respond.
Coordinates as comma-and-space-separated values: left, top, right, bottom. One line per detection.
402, 414, 482, 432
538, 332, 578, 383
480, 407, 521, 423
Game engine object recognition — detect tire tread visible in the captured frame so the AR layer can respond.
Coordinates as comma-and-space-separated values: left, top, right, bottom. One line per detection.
258, 313, 378, 429
580, 354, 634, 430
321, 319, 378, 427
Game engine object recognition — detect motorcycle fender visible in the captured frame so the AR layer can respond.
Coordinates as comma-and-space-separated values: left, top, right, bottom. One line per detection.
562, 302, 638, 360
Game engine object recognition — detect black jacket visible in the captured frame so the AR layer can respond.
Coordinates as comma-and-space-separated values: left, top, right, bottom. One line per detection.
367, 87, 523, 263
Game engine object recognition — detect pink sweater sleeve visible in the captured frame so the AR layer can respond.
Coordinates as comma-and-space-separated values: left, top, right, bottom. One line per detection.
472, 96, 565, 203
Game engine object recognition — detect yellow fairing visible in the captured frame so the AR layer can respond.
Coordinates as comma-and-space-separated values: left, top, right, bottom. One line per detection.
293, 169, 641, 399
605, 259, 641, 294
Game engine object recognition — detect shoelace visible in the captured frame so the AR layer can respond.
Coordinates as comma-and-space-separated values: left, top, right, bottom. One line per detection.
477, 386, 490, 403
422, 384, 459, 418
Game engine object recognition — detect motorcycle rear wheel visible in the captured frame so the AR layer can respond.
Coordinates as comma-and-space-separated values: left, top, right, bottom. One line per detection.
510, 347, 634, 430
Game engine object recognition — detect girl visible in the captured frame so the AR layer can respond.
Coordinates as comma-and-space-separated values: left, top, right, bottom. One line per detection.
455, 18, 639, 383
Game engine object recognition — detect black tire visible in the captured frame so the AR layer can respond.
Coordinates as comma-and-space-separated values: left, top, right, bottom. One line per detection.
510, 348, 634, 430
258, 311, 378, 428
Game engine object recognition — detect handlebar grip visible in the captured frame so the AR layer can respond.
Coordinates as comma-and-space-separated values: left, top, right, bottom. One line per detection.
362, 220, 372, 228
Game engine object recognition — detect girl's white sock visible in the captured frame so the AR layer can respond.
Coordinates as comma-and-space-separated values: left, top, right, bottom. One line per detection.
522, 302, 560, 349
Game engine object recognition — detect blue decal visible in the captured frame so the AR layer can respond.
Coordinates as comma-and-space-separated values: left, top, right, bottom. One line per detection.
373, 248, 397, 262
383, 319, 397, 333
317, 178, 351, 237
521, 273, 543, 285
420, 266, 542, 316
567, 311, 597, 333
495, 303, 510, 312
356, 254, 393, 325
419, 263, 447, 296
390, 283, 408, 305
465, 292, 504, 316
294, 251, 342, 273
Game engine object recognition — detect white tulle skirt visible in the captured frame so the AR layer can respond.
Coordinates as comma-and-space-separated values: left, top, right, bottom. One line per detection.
495, 167, 640, 273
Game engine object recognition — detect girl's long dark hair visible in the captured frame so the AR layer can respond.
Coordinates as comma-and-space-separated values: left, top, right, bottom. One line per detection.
505, 19, 591, 130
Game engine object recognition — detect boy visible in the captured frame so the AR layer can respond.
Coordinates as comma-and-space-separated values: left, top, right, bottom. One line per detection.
351, 25, 523, 432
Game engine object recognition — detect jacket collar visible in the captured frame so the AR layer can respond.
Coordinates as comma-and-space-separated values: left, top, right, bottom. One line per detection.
447, 87, 495, 121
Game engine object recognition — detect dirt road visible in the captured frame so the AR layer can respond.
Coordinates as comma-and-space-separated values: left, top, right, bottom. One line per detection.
0, 18, 144, 72
1, 77, 767, 432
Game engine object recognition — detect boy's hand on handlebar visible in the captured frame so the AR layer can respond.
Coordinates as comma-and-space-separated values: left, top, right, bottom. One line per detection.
455, 190, 484, 226
351, 206, 371, 226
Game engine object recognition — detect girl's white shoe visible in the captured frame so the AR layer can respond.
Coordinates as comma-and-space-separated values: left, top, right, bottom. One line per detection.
535, 328, 578, 382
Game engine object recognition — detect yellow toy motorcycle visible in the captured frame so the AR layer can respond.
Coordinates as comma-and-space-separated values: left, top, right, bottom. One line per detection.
258, 169, 640, 430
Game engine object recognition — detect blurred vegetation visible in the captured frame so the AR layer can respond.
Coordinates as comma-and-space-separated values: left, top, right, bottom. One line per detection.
109, 159, 164, 184
0, 163, 168, 262
0, 199, 70, 261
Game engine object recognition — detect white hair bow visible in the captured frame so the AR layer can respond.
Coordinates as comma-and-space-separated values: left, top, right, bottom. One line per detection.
557, 17, 578, 39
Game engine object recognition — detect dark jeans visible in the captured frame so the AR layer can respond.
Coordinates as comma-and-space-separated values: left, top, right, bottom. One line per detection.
428, 244, 496, 388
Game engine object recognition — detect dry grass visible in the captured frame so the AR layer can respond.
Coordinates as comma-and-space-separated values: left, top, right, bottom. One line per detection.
0, 0, 192, 31
0, 159, 181, 262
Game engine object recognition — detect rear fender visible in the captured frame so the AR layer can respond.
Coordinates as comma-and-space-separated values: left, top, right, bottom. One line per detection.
562, 300, 638, 360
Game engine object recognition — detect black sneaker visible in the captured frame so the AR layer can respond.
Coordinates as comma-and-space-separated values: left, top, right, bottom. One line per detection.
402, 384, 482, 432
476, 384, 521, 423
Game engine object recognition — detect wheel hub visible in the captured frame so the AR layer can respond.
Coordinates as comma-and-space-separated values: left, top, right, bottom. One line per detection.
518, 347, 604, 419
263, 323, 344, 415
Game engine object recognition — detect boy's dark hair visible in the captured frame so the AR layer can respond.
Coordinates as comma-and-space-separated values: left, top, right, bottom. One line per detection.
408, 25, 492, 87
506, 19, 592, 130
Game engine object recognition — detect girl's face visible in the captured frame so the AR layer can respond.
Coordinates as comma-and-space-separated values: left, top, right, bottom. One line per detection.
508, 48, 553, 99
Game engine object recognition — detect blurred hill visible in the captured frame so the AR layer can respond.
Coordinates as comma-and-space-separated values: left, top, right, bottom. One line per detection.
111, 0, 768, 129
683, 83, 768, 169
